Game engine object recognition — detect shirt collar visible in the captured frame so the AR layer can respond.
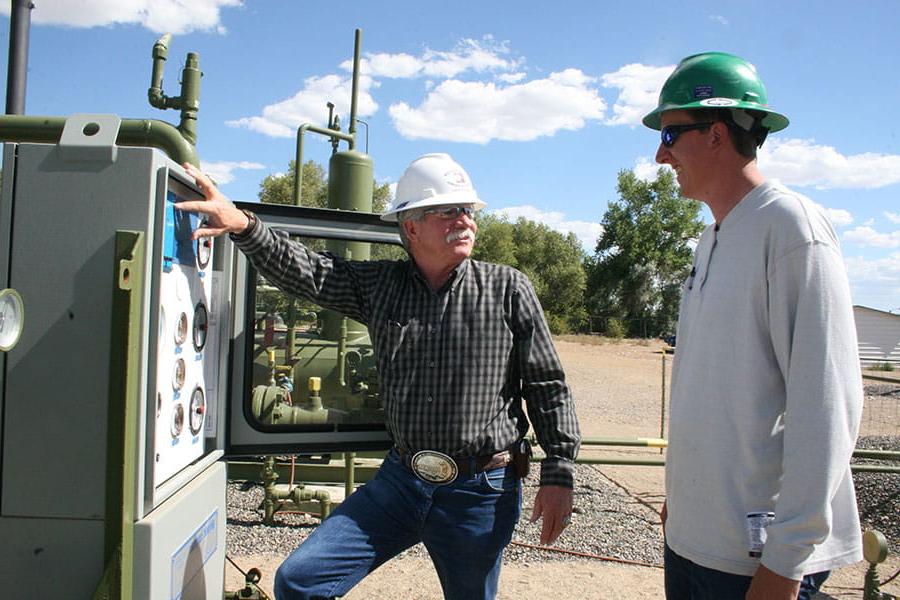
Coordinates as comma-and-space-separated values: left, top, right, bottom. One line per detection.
409, 258, 470, 294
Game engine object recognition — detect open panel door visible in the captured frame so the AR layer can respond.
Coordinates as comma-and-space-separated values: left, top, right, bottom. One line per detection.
225, 201, 401, 457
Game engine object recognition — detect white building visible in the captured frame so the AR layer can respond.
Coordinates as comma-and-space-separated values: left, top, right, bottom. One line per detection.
853, 305, 900, 367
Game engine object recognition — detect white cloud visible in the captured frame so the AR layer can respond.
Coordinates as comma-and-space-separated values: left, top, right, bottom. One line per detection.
3, 0, 241, 34
843, 226, 900, 249
497, 72, 527, 84
601, 63, 674, 126
709, 15, 730, 26
825, 208, 854, 227
227, 74, 379, 138
810, 202, 854, 227
200, 160, 265, 185
885, 211, 900, 224
489, 205, 603, 251
389, 69, 605, 143
632, 157, 671, 182
844, 252, 900, 310
759, 138, 900, 190
342, 37, 520, 80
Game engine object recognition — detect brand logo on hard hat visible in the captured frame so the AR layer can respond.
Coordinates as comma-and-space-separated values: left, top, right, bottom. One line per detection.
699, 98, 738, 107
693, 85, 714, 99
444, 170, 469, 188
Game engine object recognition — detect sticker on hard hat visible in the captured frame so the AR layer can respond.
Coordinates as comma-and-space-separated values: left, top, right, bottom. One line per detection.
699, 98, 739, 107
444, 170, 469, 188
693, 85, 714, 99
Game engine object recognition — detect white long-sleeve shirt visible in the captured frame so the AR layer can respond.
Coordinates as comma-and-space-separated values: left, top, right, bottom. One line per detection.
666, 180, 863, 580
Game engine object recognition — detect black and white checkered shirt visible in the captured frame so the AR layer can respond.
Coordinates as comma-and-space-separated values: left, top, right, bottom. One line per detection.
234, 221, 581, 487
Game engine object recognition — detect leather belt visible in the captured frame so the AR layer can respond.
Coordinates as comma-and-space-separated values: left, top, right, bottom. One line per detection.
396, 447, 511, 484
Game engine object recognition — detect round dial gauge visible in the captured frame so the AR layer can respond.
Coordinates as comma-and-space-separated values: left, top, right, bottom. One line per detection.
170, 403, 184, 438
0, 288, 25, 352
189, 387, 205, 435
192, 302, 208, 351
172, 358, 186, 390
197, 236, 212, 269
175, 312, 188, 345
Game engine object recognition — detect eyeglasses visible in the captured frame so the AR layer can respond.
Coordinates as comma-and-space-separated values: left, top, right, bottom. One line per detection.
660, 122, 713, 148
423, 206, 475, 220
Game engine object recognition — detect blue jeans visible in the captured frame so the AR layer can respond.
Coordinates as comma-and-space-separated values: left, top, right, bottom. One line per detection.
664, 543, 830, 599
274, 449, 522, 600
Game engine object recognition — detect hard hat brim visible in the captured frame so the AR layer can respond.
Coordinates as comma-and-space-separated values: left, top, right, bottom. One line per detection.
642, 100, 789, 132
381, 191, 487, 222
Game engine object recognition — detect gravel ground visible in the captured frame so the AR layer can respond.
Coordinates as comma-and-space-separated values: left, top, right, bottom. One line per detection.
226, 462, 664, 566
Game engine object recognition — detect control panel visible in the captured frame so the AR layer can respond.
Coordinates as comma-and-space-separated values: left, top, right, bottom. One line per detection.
151, 175, 219, 486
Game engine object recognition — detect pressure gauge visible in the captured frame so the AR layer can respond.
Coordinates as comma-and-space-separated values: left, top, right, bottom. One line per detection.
189, 387, 205, 435
0, 288, 25, 352
197, 236, 212, 269
175, 312, 188, 345
170, 403, 184, 438
172, 358, 186, 390
192, 302, 208, 351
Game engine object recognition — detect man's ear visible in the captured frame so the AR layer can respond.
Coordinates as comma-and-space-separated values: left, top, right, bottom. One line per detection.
402, 219, 418, 243
709, 121, 727, 149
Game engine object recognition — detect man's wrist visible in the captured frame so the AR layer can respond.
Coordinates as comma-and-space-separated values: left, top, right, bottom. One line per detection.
236, 209, 257, 237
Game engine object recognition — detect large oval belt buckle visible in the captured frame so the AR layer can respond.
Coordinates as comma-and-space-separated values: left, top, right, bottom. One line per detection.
410, 450, 458, 485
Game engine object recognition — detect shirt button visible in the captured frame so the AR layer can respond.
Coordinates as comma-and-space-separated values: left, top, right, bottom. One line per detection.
428, 360, 435, 368
427, 395, 433, 402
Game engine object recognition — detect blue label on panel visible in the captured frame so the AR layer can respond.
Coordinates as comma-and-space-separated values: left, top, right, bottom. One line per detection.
170, 511, 218, 600
163, 190, 199, 269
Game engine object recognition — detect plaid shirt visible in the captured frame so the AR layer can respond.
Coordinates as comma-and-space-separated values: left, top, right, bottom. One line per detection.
234, 221, 581, 487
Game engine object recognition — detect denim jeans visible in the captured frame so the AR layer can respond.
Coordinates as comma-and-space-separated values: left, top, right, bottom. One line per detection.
664, 543, 830, 599
274, 449, 522, 600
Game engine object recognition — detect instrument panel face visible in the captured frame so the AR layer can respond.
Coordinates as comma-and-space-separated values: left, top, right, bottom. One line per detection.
151, 175, 218, 488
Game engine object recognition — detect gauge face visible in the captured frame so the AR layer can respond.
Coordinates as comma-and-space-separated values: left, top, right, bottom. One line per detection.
175, 312, 188, 345
0, 288, 25, 352
192, 302, 208, 351
197, 236, 212, 269
189, 387, 205, 435
172, 358, 186, 390
170, 403, 184, 438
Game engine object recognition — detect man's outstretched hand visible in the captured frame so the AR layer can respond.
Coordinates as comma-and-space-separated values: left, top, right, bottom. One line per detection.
177, 162, 251, 239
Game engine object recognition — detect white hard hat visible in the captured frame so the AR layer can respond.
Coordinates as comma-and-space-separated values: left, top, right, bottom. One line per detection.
381, 153, 486, 222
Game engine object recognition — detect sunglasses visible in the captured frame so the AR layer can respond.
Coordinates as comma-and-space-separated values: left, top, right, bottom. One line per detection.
661, 122, 713, 148
423, 206, 475, 219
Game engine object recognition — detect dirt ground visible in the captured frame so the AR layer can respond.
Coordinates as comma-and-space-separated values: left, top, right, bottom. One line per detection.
225, 338, 900, 599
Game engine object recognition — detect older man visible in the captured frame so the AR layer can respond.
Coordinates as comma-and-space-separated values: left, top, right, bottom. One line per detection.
179, 153, 580, 600
644, 53, 863, 599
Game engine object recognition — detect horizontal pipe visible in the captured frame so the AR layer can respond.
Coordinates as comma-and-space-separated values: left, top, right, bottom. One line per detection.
580, 436, 668, 448
0, 114, 198, 166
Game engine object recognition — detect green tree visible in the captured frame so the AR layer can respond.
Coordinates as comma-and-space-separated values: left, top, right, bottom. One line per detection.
585, 168, 704, 337
255, 159, 400, 320
474, 214, 587, 334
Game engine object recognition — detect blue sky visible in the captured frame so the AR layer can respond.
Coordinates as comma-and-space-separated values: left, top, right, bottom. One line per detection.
2, 1, 899, 311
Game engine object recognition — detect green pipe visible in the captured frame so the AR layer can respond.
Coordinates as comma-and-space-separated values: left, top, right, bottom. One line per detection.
344, 452, 356, 500
293, 123, 354, 206
147, 34, 201, 148
853, 450, 900, 461
570, 436, 668, 448
0, 115, 199, 166
348, 29, 361, 144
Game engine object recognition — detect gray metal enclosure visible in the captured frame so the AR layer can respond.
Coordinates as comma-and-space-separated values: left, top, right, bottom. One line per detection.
0, 123, 228, 599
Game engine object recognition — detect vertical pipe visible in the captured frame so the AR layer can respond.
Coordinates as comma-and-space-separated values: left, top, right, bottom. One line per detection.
659, 352, 666, 454
5, 0, 34, 115
348, 29, 361, 149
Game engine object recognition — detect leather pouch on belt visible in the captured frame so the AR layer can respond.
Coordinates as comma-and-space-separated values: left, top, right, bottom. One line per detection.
512, 439, 532, 478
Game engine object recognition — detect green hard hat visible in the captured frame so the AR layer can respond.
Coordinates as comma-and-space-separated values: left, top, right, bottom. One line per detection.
643, 52, 789, 133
